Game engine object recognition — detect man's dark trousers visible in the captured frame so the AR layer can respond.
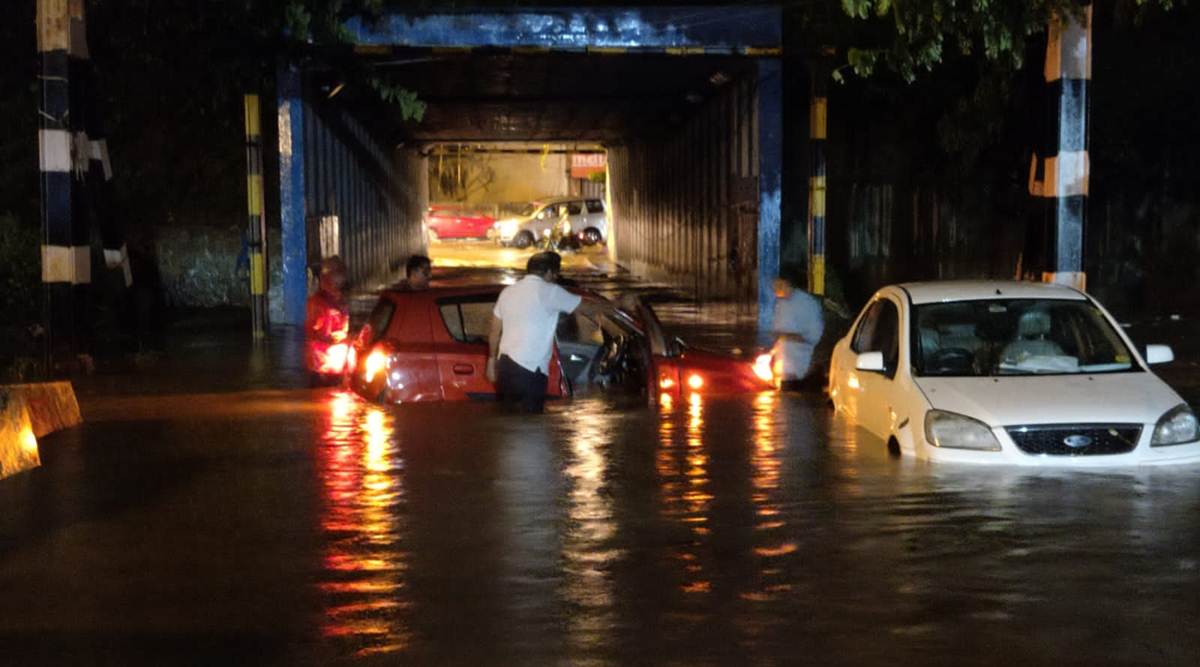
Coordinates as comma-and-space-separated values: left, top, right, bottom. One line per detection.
496, 354, 548, 413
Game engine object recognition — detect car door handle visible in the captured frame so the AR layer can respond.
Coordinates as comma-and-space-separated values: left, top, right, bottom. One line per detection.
453, 364, 474, 375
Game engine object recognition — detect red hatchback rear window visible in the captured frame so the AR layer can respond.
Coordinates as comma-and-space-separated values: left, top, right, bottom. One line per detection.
437, 295, 496, 344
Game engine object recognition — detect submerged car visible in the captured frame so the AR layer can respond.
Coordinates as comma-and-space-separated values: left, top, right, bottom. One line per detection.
346, 285, 772, 404
493, 198, 608, 249
828, 280, 1199, 465
424, 205, 495, 241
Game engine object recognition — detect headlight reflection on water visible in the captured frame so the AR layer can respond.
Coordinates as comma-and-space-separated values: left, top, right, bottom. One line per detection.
318, 392, 409, 656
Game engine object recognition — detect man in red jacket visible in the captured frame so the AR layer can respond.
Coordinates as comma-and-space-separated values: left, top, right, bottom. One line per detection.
306, 256, 350, 384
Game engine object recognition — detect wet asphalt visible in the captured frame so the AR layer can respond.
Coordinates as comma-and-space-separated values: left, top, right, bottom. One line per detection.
1, 244, 1198, 665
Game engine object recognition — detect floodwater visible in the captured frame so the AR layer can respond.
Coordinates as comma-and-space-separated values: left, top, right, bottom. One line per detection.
2, 256, 1200, 665
6, 382, 1200, 664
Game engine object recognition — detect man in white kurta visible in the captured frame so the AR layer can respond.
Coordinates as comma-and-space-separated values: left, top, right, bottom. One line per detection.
771, 277, 824, 389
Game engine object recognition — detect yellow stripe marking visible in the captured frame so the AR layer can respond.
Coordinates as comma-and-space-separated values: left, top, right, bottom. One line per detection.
810, 255, 826, 296
587, 46, 627, 55
666, 47, 706, 56
743, 47, 783, 57
243, 95, 261, 137
810, 97, 827, 140
41, 245, 90, 285
251, 253, 266, 295
247, 174, 263, 215
37, 0, 71, 52
809, 176, 826, 217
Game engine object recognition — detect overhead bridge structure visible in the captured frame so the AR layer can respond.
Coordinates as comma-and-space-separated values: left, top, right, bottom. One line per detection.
276, 6, 783, 328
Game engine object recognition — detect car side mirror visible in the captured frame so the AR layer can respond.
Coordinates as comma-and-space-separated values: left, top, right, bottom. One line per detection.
1145, 345, 1175, 365
855, 351, 885, 372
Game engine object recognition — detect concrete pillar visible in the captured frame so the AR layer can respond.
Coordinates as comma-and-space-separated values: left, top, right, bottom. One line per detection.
243, 94, 269, 337
1030, 4, 1092, 290
757, 59, 783, 332
807, 61, 829, 296
277, 62, 308, 325
37, 0, 91, 370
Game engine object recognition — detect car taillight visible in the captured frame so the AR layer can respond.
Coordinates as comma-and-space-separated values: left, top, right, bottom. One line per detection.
687, 374, 704, 390
346, 346, 357, 373
660, 376, 675, 389
753, 353, 774, 383
364, 350, 387, 383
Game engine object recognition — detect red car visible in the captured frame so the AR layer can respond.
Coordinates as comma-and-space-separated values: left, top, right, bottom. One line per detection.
345, 285, 776, 404
424, 205, 496, 241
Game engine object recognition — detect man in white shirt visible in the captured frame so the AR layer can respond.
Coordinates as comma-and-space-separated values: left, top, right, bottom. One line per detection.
486, 252, 593, 412
771, 276, 824, 390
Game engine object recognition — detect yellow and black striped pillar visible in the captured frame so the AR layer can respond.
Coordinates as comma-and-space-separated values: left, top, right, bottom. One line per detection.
1029, 4, 1091, 290
807, 63, 828, 296
244, 94, 269, 338
37, 0, 91, 369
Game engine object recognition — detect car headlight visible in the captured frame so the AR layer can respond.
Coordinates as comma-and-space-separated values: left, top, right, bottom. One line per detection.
363, 349, 387, 383
1151, 404, 1199, 447
498, 219, 518, 236
924, 410, 1002, 451
752, 353, 774, 383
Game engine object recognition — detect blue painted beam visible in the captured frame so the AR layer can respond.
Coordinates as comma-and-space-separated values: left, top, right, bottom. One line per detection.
756, 59, 782, 337
277, 62, 309, 326
345, 6, 781, 50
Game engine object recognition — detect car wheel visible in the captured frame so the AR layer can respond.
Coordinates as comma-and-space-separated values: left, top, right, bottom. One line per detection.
513, 231, 535, 249
581, 227, 602, 246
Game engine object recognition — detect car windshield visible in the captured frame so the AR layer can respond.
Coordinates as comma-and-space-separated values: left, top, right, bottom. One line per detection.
912, 299, 1137, 377
518, 203, 540, 216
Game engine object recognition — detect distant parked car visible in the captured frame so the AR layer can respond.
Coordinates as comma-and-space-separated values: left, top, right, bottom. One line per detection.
494, 197, 608, 249
345, 285, 773, 404
827, 280, 1199, 466
424, 205, 495, 241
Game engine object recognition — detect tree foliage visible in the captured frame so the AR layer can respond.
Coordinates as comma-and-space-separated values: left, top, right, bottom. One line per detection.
837, 0, 1179, 82
283, 0, 425, 122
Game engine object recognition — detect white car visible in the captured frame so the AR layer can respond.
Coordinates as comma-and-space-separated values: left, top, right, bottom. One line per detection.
827, 280, 1200, 466
494, 197, 608, 248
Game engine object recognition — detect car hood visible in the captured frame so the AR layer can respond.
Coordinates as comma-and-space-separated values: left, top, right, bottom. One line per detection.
914, 372, 1182, 426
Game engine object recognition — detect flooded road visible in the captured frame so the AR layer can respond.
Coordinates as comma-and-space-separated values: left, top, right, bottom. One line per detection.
2, 256, 1199, 664
4, 383, 1200, 664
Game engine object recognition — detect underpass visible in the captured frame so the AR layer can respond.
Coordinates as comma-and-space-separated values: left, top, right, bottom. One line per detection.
275, 6, 784, 331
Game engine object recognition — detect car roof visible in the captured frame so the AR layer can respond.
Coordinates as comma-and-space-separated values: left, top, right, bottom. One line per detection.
378, 282, 608, 303
895, 280, 1088, 305
381, 285, 504, 301
533, 195, 600, 205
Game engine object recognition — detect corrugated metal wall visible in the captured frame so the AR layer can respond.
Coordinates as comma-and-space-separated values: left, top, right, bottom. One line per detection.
829, 182, 1029, 307
302, 103, 426, 286
608, 74, 761, 302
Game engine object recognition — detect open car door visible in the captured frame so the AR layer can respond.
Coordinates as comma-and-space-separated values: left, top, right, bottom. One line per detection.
555, 296, 655, 401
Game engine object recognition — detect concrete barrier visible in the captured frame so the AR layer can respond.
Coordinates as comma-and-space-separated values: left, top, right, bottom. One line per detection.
6, 382, 82, 438
0, 382, 81, 480
0, 389, 40, 479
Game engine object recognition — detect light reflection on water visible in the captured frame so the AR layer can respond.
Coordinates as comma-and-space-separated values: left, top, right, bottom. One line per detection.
308, 389, 1200, 665
559, 400, 620, 657
317, 391, 408, 657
